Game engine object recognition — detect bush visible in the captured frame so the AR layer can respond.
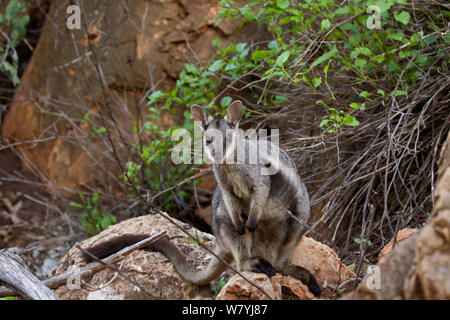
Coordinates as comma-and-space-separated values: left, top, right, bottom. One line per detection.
0, 0, 29, 85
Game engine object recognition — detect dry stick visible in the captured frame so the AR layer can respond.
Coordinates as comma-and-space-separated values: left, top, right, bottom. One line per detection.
71, 6, 274, 300
381, 50, 422, 243
151, 168, 212, 201
0, 248, 58, 300
76, 246, 158, 299
0, 231, 166, 298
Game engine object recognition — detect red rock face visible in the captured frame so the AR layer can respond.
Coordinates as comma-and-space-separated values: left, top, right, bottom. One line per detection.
2, 0, 265, 194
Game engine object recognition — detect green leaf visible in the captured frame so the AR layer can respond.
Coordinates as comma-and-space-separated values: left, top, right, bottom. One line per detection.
94, 127, 107, 134
1, 60, 19, 84
70, 201, 84, 208
355, 58, 367, 69
268, 40, 278, 50
208, 59, 224, 72
312, 77, 322, 88
310, 46, 338, 69
184, 63, 197, 74
335, 7, 350, 16
276, 0, 290, 9
215, 277, 227, 296
319, 119, 329, 127
148, 90, 166, 105
236, 43, 247, 52
251, 50, 271, 61
10, 15, 29, 46
321, 19, 331, 31
350, 47, 372, 59
273, 95, 289, 104
212, 38, 221, 48
279, 16, 293, 25
423, 34, 438, 45
359, 91, 371, 99
342, 115, 360, 127
220, 96, 232, 107
389, 90, 407, 97
276, 50, 291, 66
374, 55, 385, 64
394, 11, 410, 25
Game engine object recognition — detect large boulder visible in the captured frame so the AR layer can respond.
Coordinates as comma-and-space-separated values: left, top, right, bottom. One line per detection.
53, 212, 216, 300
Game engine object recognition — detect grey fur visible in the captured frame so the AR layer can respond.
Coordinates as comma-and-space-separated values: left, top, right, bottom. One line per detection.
191, 101, 321, 296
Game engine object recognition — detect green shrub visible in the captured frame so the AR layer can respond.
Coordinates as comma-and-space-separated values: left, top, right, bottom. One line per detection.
70, 192, 116, 235
0, 0, 29, 85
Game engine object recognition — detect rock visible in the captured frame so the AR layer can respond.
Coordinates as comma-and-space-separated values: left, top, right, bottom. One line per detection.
378, 228, 417, 263
271, 274, 314, 300
403, 130, 450, 300
2, 0, 268, 194
291, 236, 355, 286
215, 271, 282, 300
53, 212, 216, 300
217, 237, 354, 300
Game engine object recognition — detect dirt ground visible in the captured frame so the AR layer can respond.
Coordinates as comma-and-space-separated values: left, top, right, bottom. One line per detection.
0, 148, 77, 279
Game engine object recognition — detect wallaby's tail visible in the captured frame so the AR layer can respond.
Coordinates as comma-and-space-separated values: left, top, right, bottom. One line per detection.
82, 234, 151, 262
283, 264, 321, 297
148, 237, 228, 285
82, 234, 228, 286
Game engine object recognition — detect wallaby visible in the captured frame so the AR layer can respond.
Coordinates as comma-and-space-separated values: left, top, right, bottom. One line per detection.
82, 100, 321, 296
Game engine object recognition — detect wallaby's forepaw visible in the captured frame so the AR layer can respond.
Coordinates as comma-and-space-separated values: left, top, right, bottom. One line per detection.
246, 218, 258, 232
251, 258, 276, 277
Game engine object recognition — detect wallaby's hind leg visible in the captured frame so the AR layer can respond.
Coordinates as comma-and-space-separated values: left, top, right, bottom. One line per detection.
282, 264, 321, 297
224, 231, 276, 278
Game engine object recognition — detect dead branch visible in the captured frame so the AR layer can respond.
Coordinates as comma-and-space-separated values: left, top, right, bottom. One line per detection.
0, 248, 58, 300
76, 245, 159, 299
0, 231, 166, 298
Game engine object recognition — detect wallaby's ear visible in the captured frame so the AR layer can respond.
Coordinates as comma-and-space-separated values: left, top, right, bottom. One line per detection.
191, 105, 207, 128
227, 100, 243, 127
